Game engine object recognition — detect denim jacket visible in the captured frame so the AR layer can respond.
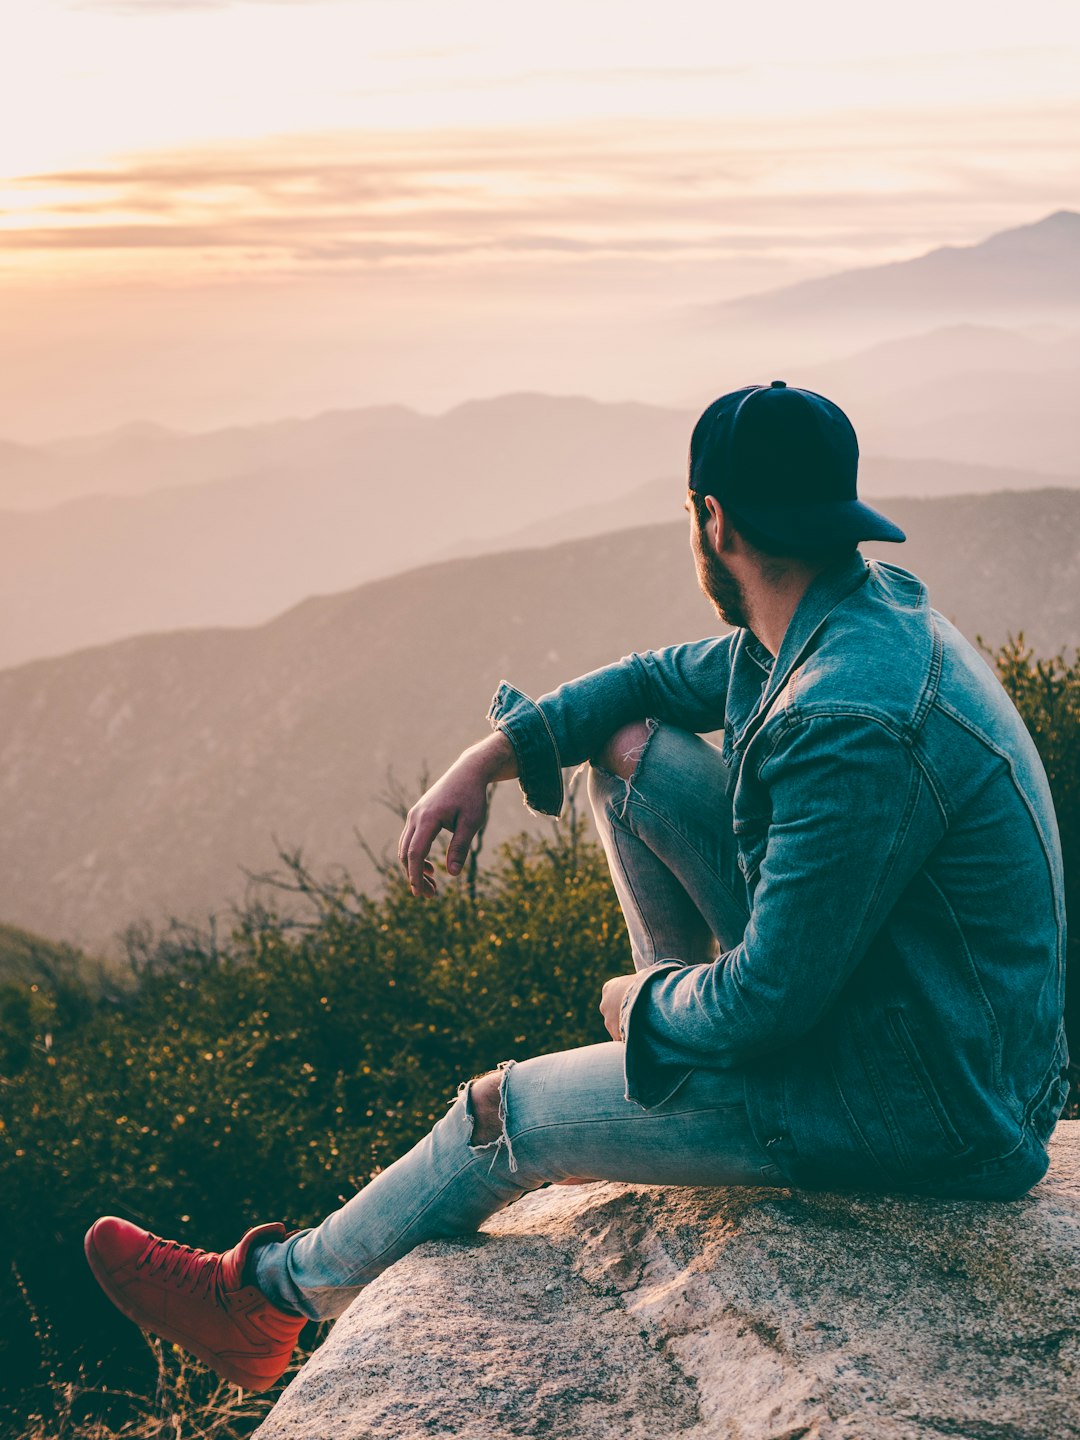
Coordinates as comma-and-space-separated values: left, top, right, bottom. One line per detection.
488, 553, 1070, 1198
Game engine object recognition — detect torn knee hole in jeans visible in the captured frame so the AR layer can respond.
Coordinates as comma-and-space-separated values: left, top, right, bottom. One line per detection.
459, 1059, 519, 1174
598, 716, 660, 821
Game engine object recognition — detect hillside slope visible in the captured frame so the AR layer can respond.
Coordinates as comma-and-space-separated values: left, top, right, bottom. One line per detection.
0, 489, 1076, 950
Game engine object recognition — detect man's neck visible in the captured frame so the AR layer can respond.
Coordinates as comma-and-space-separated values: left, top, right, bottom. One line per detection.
741, 566, 824, 657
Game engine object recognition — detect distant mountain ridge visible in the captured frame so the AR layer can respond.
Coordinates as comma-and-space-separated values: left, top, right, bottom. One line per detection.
1, 212, 1077, 672
5, 212, 1078, 515
2, 357, 1078, 669
706, 211, 1080, 331
0, 488, 1076, 953
445, 456, 1072, 559
0, 395, 679, 514
0, 403, 426, 511
0, 394, 692, 668
44, 419, 182, 459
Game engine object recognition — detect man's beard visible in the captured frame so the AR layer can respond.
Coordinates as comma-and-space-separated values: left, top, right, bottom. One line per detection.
693, 525, 750, 629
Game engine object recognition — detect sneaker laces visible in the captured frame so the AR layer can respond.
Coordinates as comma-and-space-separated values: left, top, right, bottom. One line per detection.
136, 1235, 224, 1302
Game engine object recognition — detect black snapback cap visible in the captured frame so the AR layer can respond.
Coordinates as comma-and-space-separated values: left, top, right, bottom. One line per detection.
688, 380, 905, 548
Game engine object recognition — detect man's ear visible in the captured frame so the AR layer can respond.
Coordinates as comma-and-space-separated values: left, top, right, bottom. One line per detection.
702, 493, 732, 553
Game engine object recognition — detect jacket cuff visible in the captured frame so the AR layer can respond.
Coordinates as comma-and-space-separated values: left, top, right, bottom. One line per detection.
619, 961, 694, 1109
487, 681, 565, 818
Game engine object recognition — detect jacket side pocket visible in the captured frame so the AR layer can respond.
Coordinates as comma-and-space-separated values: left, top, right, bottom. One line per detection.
887, 1006, 968, 1156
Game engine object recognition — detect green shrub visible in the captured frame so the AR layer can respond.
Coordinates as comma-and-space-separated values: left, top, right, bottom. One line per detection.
988, 637, 1079, 1107
0, 819, 628, 1435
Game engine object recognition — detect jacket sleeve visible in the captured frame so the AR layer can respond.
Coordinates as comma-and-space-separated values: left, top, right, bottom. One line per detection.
487, 634, 736, 816
620, 713, 946, 1100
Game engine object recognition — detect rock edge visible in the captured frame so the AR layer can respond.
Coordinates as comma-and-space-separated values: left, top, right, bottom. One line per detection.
255, 1121, 1080, 1440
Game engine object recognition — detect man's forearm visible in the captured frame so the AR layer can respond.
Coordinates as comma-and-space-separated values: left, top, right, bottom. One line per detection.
488, 636, 736, 817
461, 729, 518, 784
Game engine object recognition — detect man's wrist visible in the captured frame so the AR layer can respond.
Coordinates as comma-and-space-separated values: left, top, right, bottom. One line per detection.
467, 729, 518, 784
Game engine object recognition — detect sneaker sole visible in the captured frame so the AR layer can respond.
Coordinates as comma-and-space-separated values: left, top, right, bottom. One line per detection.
84, 1226, 284, 1392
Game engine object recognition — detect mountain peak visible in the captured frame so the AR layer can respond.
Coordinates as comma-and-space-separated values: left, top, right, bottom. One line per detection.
713, 209, 1080, 326
975, 209, 1080, 255
1032, 208, 1079, 228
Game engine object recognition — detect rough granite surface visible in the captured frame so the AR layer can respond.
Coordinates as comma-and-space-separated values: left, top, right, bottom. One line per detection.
255, 1121, 1080, 1440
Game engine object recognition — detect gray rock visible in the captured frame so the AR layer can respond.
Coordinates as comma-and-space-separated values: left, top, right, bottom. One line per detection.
255, 1122, 1080, 1440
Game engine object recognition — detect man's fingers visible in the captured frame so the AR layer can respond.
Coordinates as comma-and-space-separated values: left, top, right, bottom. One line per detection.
399, 820, 438, 876
401, 798, 482, 895
445, 816, 476, 877
406, 816, 443, 895
397, 819, 414, 871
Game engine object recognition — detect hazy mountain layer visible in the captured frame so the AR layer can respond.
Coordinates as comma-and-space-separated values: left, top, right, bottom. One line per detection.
0, 405, 423, 511
0, 489, 1076, 953
0, 394, 691, 669
0, 395, 687, 514
446, 456, 1071, 559
1, 430, 1075, 672
3, 215, 1079, 675
708, 210, 1080, 335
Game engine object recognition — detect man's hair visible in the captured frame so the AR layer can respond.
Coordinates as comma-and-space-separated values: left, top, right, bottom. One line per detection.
690, 489, 858, 573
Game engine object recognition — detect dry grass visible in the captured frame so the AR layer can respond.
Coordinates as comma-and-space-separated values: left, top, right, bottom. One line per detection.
16, 1335, 315, 1440
10, 1263, 316, 1440
24, 1347, 260, 1438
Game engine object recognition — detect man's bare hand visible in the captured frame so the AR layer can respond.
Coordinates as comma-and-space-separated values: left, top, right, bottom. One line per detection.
599, 973, 638, 1041
397, 731, 517, 897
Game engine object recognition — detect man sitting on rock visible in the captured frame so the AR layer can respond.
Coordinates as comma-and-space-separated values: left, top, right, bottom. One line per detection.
86, 381, 1069, 1392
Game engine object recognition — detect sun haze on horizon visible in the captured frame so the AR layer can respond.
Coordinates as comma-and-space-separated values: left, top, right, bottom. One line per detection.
1, 0, 1078, 439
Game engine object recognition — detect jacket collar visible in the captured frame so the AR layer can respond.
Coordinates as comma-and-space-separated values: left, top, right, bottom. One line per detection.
753, 551, 871, 714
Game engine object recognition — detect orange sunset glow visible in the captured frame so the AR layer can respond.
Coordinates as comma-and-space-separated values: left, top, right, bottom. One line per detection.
1, 0, 1078, 437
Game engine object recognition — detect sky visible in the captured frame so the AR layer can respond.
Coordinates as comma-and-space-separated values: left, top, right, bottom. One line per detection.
1, 0, 1078, 439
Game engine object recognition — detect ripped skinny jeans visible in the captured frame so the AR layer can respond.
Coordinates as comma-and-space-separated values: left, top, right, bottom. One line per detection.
254, 723, 778, 1321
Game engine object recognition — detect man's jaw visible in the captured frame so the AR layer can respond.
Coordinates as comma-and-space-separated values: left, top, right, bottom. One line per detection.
695, 539, 749, 630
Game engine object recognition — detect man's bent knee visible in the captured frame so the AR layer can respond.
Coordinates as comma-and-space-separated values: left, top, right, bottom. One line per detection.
591, 720, 653, 781
461, 1063, 520, 1173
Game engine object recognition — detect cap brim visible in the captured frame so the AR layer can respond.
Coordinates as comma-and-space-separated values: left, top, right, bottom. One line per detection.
727, 498, 906, 546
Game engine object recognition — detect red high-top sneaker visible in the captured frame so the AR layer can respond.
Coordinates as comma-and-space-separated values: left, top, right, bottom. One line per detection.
84, 1216, 306, 1391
